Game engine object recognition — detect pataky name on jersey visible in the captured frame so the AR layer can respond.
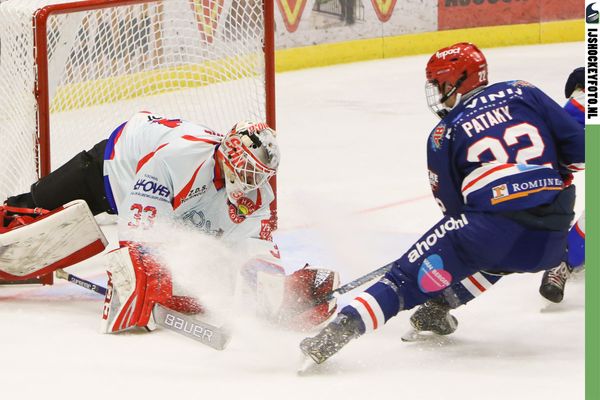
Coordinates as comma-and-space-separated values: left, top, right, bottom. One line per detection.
461, 105, 513, 137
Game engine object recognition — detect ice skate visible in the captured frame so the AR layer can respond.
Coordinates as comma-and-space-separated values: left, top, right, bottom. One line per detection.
402, 298, 457, 342
539, 262, 573, 303
299, 314, 361, 364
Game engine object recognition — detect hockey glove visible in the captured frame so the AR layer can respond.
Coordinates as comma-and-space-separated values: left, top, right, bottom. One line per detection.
278, 265, 340, 331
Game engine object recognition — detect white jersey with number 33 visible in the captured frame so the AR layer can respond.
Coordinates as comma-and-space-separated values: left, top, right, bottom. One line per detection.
103, 112, 276, 244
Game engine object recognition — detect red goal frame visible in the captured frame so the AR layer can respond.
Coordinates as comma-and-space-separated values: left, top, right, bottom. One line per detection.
4, 0, 276, 286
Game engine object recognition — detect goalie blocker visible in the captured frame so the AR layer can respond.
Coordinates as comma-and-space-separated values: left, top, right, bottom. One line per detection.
0, 200, 107, 281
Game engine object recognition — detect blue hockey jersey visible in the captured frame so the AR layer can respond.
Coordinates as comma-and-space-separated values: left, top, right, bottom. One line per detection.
427, 81, 584, 217
563, 90, 585, 126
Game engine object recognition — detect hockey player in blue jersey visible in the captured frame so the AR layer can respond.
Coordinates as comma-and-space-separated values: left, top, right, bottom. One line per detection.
299, 42, 584, 364
406, 66, 588, 338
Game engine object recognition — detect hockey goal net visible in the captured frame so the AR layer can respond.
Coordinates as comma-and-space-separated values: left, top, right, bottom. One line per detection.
0, 0, 275, 283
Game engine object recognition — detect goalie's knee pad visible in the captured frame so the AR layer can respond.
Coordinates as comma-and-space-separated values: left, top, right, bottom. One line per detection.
31, 140, 112, 215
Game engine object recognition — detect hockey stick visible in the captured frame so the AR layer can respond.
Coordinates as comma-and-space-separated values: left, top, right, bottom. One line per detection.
54, 269, 230, 350
55, 269, 106, 295
326, 262, 393, 300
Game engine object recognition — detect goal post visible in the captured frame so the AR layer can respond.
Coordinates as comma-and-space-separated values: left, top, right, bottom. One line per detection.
0, 0, 276, 285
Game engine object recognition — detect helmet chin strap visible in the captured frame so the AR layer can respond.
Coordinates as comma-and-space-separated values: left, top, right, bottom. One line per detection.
434, 93, 462, 119
433, 72, 467, 118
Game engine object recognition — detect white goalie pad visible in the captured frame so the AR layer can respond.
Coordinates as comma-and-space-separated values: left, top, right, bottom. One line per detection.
100, 247, 144, 333
0, 200, 108, 280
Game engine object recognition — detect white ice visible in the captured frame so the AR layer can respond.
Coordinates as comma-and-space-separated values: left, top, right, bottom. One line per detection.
0, 42, 584, 400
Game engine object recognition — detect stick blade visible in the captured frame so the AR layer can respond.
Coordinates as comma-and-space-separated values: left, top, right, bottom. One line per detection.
152, 304, 230, 350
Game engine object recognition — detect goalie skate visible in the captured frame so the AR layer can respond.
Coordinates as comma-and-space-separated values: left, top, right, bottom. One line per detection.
0, 200, 107, 280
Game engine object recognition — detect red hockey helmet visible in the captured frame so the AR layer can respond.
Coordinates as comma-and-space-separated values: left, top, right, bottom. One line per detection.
425, 42, 488, 118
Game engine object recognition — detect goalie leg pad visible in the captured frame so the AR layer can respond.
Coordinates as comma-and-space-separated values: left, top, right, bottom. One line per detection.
101, 247, 143, 333
101, 243, 202, 333
0, 200, 108, 280
101, 245, 168, 333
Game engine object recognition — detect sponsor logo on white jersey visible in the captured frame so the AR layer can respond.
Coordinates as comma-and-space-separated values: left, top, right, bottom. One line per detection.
181, 185, 208, 204
182, 210, 224, 237
134, 179, 171, 198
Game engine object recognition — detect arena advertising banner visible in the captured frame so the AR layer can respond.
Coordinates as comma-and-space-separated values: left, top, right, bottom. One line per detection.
275, 0, 437, 48
438, 0, 583, 30
586, 1, 600, 399
275, 0, 583, 50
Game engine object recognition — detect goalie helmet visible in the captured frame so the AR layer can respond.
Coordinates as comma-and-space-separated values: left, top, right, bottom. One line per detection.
425, 42, 488, 118
217, 121, 280, 204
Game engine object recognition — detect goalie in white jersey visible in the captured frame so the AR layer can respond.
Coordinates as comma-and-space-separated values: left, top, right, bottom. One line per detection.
1, 112, 339, 333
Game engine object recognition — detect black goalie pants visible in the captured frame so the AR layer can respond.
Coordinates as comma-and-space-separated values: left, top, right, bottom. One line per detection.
5, 140, 113, 216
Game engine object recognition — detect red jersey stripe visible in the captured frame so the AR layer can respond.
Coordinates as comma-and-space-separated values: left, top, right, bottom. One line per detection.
462, 164, 513, 193
135, 143, 169, 173
570, 98, 585, 112
181, 135, 220, 145
172, 161, 206, 210
575, 222, 585, 238
109, 125, 126, 160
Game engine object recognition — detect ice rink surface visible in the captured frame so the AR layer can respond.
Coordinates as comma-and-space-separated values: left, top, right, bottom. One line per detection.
1, 42, 585, 399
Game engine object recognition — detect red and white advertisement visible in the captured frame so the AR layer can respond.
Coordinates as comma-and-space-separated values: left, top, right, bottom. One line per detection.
438, 0, 584, 31
277, 0, 309, 32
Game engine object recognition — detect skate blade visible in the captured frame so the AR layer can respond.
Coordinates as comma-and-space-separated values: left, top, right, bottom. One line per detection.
401, 328, 428, 342
401, 328, 450, 343
297, 355, 318, 376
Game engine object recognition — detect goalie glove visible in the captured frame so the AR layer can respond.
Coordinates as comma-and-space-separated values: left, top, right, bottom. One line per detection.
101, 243, 203, 333
257, 265, 340, 331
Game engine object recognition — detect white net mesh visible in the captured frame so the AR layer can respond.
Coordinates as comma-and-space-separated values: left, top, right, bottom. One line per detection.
0, 0, 269, 201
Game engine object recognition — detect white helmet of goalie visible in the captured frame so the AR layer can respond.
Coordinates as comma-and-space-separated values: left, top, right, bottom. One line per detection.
218, 120, 280, 204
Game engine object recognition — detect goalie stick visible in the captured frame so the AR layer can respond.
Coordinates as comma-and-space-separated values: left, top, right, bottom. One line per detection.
54, 269, 230, 350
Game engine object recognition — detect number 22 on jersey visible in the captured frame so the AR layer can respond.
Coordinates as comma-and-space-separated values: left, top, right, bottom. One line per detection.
467, 123, 546, 165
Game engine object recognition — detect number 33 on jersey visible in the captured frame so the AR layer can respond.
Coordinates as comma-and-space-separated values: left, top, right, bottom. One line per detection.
428, 80, 584, 216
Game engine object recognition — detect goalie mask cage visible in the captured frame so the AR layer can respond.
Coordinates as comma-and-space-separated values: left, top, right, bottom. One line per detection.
0, 0, 275, 285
